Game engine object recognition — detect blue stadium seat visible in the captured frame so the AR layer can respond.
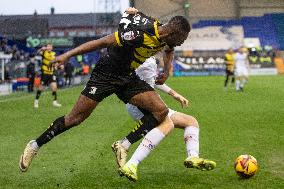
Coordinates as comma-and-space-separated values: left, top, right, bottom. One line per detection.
192, 13, 284, 49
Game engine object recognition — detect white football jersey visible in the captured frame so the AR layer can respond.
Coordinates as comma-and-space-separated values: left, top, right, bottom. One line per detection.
126, 56, 177, 120
135, 56, 158, 88
234, 52, 248, 68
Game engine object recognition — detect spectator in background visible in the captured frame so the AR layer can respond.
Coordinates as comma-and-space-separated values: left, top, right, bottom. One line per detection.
76, 54, 83, 64
26, 57, 36, 92
224, 48, 235, 90
64, 61, 74, 86
4, 66, 11, 83
54, 64, 65, 88
0, 38, 9, 53
81, 62, 90, 75
0, 37, 30, 60
11, 44, 19, 60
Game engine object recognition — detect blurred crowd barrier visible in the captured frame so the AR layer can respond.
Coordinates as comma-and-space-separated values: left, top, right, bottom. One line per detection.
0, 57, 93, 95
173, 47, 279, 77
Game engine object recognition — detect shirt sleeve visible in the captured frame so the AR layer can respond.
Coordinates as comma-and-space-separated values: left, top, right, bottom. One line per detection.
154, 84, 172, 94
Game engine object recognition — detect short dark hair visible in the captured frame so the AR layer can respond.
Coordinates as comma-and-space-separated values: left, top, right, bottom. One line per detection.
169, 16, 191, 34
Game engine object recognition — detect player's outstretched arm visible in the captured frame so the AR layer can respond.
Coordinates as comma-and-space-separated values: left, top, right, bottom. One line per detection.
168, 89, 189, 108
163, 48, 174, 74
37, 46, 46, 55
155, 49, 174, 84
54, 34, 117, 64
155, 84, 189, 108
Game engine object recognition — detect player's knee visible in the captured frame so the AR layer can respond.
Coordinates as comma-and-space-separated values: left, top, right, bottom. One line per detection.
189, 116, 199, 128
65, 114, 85, 127
157, 117, 174, 136
51, 85, 57, 91
154, 107, 169, 124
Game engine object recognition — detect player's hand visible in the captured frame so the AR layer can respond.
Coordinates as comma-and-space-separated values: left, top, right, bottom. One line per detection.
51, 54, 69, 66
59, 64, 64, 70
173, 93, 189, 108
155, 73, 169, 85
40, 46, 47, 51
125, 7, 138, 14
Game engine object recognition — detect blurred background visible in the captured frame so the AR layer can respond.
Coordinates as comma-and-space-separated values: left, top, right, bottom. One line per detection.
0, 0, 283, 95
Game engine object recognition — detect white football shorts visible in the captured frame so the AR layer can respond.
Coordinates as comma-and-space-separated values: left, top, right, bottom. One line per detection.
235, 67, 249, 77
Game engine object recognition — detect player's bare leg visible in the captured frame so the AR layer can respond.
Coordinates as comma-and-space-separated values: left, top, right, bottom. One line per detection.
117, 110, 216, 181
235, 76, 241, 91
19, 95, 99, 172
113, 111, 198, 169
171, 112, 216, 171
118, 91, 172, 181
64, 95, 99, 127
50, 82, 61, 107
34, 85, 44, 108
119, 116, 174, 181
224, 73, 230, 90
113, 92, 176, 170
240, 75, 248, 91
130, 91, 169, 124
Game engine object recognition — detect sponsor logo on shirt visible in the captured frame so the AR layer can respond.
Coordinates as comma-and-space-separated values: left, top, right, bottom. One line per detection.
123, 31, 136, 41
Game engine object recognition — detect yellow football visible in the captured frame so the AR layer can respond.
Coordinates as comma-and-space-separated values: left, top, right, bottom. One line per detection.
234, 155, 258, 178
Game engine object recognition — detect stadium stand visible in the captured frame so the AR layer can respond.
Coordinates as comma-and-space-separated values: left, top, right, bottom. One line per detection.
192, 13, 284, 50
271, 14, 284, 50
135, 0, 284, 49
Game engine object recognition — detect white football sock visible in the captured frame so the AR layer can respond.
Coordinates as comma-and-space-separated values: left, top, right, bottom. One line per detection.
184, 126, 199, 158
236, 80, 240, 90
241, 79, 247, 88
31, 140, 39, 149
240, 79, 244, 88
127, 128, 165, 166
121, 137, 131, 150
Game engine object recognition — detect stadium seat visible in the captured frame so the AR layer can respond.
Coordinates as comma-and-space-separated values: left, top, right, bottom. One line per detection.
192, 13, 284, 49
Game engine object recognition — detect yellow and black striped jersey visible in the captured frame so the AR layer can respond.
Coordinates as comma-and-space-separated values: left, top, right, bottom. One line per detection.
100, 12, 167, 75
41, 50, 56, 75
225, 53, 235, 72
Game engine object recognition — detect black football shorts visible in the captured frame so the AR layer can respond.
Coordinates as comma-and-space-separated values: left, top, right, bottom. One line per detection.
41, 74, 56, 86
226, 69, 234, 76
81, 68, 154, 103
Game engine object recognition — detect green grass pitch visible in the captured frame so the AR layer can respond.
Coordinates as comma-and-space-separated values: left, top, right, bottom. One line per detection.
0, 76, 283, 189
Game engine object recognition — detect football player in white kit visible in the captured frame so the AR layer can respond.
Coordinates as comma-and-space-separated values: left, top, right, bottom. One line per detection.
234, 47, 250, 91
112, 56, 216, 181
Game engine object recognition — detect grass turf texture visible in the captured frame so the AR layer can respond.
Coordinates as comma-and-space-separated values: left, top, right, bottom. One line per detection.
0, 75, 283, 189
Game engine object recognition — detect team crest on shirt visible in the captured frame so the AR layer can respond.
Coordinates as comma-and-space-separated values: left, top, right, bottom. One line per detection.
123, 31, 136, 41
89, 87, 97, 95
